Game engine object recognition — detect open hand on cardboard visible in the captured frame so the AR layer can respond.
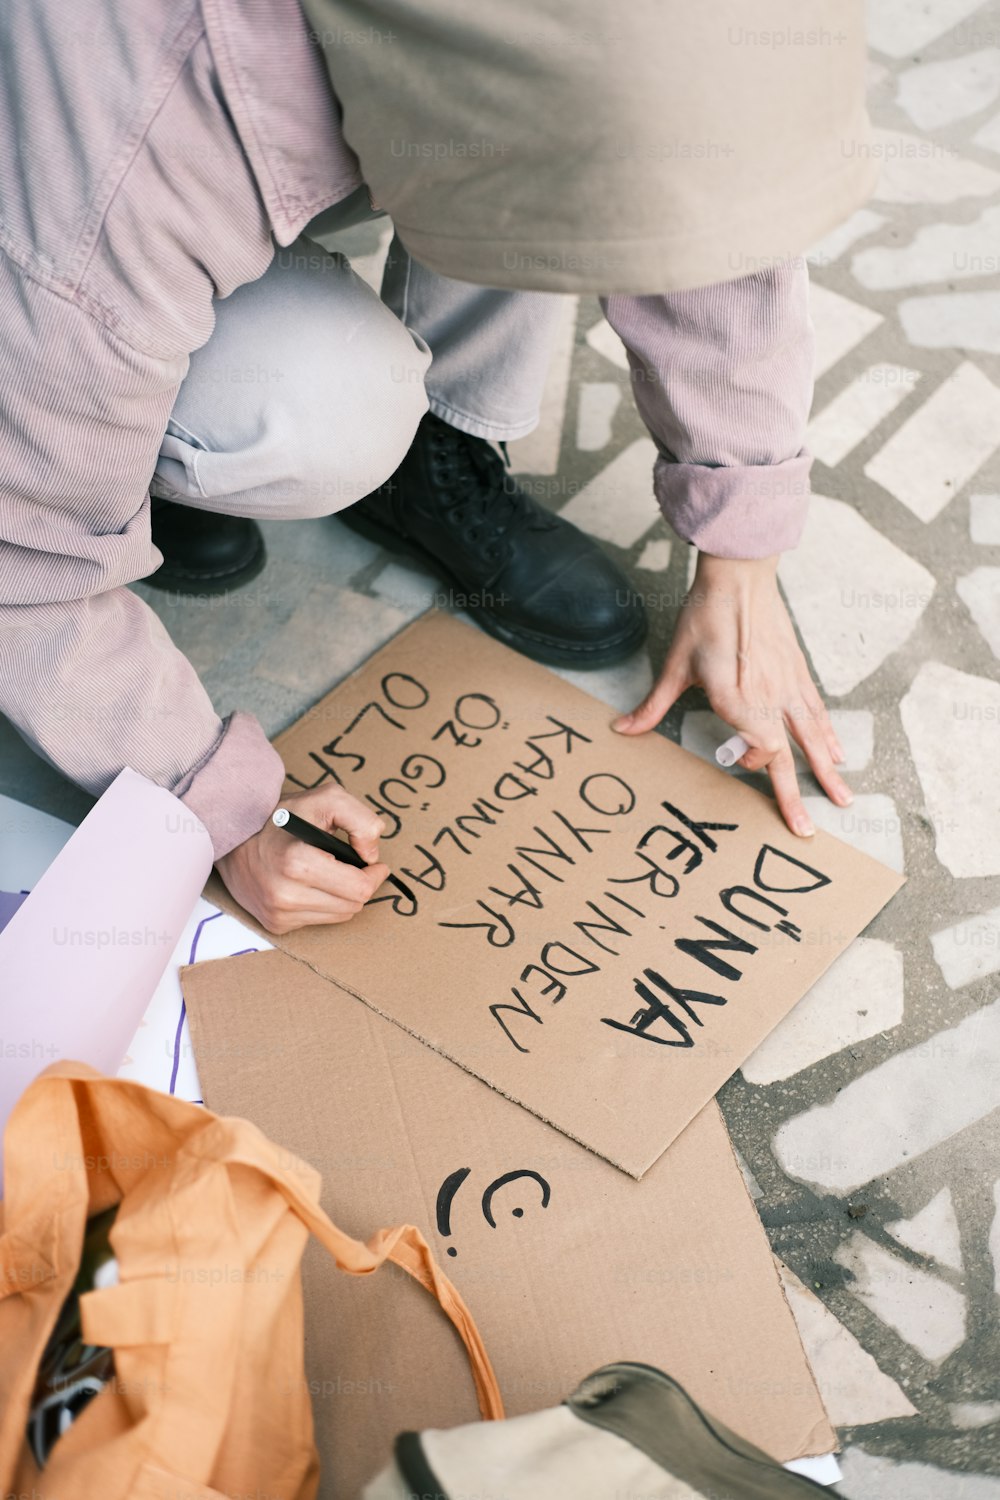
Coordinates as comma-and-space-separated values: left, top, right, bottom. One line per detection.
216, 785, 389, 934
612, 552, 854, 839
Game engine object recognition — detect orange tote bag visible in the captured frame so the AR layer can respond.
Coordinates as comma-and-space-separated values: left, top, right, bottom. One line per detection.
0, 1062, 501, 1499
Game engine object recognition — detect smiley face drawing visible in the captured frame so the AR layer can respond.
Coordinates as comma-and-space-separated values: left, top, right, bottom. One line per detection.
435, 1167, 552, 1257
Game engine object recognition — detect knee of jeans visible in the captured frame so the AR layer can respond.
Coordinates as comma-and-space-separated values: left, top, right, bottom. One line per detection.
277, 328, 431, 521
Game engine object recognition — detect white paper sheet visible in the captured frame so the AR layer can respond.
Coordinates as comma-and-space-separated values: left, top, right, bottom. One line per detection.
117, 898, 272, 1101
786, 1453, 842, 1484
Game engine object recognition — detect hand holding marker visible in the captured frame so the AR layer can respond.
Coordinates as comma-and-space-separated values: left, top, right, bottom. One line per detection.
272, 808, 415, 903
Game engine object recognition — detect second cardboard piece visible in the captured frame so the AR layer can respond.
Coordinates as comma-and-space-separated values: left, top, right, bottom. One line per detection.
224, 612, 904, 1177
182, 947, 836, 1500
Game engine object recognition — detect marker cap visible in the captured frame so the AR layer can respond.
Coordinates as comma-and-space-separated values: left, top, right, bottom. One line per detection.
715, 734, 750, 769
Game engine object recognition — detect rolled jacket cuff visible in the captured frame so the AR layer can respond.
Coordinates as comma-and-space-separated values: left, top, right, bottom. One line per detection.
653, 451, 812, 559
173, 710, 286, 860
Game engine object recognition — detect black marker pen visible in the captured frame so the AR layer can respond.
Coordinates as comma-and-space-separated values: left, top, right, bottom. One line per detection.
271, 808, 415, 903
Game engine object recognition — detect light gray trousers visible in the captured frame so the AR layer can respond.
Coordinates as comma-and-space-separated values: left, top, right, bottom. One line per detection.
152, 231, 564, 520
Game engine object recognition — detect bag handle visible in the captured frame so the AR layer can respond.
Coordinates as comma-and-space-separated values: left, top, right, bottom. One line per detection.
180, 1114, 504, 1422
261, 1158, 503, 1421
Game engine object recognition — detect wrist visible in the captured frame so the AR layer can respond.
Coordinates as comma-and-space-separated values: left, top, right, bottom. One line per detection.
694, 551, 781, 582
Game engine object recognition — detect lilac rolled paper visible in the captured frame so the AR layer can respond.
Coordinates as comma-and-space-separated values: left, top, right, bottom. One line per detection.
0, 768, 213, 1192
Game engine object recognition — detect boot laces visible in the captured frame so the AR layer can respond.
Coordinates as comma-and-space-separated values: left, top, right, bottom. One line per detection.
429, 423, 550, 552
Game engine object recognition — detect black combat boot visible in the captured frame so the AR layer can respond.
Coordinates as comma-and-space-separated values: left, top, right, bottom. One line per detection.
146, 499, 266, 595
340, 412, 646, 667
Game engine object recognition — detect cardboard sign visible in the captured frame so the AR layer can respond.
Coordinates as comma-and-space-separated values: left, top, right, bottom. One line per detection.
181, 948, 836, 1500
214, 612, 903, 1178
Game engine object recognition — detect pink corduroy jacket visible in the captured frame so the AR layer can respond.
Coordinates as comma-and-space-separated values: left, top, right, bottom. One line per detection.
0, 0, 872, 856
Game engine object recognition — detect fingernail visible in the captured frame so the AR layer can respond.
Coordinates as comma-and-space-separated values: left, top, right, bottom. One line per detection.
837, 786, 854, 806
612, 714, 632, 732
794, 816, 815, 837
